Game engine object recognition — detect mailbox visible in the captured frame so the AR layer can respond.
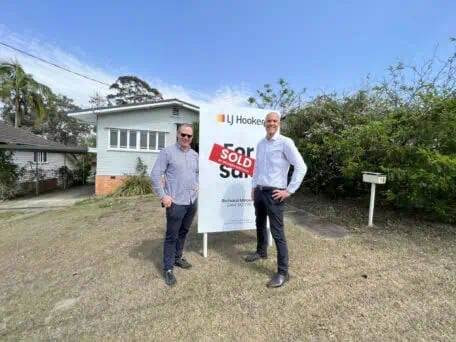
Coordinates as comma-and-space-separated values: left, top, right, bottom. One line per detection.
362, 172, 386, 184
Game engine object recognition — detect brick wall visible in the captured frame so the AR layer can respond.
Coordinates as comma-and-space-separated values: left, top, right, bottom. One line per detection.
95, 175, 127, 195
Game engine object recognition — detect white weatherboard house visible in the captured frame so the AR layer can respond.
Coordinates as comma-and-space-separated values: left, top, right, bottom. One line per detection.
0, 121, 88, 195
69, 99, 199, 195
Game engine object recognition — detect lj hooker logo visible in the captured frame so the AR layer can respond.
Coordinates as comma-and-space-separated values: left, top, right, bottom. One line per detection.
216, 113, 268, 126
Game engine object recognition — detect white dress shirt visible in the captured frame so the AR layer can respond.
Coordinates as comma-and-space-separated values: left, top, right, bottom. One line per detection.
251, 133, 307, 194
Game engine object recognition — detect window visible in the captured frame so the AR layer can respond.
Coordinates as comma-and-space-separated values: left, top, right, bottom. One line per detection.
149, 132, 157, 150
140, 131, 147, 150
34, 152, 47, 163
110, 130, 118, 148
120, 130, 127, 148
109, 128, 167, 151
158, 132, 165, 150
129, 130, 137, 149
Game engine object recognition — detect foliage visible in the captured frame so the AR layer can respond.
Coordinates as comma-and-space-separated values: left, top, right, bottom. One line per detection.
31, 95, 92, 146
0, 151, 22, 200
107, 76, 163, 106
89, 91, 108, 108
191, 121, 199, 152
268, 41, 456, 223
0, 60, 53, 128
114, 157, 153, 197
248, 78, 306, 117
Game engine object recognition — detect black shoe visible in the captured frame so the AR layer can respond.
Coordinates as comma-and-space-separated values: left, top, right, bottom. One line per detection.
245, 252, 267, 262
164, 270, 176, 286
174, 257, 192, 269
267, 273, 289, 288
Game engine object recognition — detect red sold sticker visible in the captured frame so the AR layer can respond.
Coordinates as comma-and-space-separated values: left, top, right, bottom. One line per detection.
209, 144, 255, 176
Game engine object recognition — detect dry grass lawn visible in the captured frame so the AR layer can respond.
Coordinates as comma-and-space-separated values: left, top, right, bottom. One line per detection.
0, 194, 455, 341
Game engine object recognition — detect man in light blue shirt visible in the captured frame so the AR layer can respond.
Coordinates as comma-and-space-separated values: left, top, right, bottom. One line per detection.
151, 124, 199, 286
247, 112, 307, 288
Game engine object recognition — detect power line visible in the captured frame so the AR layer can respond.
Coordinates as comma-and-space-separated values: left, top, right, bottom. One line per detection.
0, 41, 111, 86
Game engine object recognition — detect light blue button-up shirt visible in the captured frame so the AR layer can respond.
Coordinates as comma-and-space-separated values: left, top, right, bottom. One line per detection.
251, 133, 307, 194
151, 143, 199, 205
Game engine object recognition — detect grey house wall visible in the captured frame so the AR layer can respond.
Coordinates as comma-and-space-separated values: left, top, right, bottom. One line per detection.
96, 106, 199, 176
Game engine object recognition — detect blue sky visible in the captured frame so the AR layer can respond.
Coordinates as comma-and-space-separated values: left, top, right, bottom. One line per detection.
1, 0, 455, 106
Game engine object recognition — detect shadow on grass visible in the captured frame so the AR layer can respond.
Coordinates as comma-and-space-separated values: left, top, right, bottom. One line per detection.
129, 226, 275, 277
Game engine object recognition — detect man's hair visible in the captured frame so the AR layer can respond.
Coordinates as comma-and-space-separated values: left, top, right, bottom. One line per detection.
178, 124, 193, 132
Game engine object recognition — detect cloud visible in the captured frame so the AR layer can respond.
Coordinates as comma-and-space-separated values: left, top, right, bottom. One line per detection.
0, 26, 252, 108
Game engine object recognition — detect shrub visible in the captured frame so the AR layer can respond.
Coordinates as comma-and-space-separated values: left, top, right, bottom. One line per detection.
114, 157, 153, 197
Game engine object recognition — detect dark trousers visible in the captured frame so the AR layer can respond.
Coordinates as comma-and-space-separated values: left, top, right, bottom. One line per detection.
163, 201, 197, 271
254, 188, 288, 275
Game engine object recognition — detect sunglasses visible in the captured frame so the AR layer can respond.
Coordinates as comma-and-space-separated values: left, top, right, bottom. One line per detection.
180, 133, 193, 139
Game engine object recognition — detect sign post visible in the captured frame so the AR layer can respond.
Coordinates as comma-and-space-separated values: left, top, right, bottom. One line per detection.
362, 172, 387, 227
198, 105, 279, 256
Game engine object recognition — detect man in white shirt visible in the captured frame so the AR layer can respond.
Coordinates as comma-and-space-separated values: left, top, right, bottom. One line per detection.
247, 112, 307, 288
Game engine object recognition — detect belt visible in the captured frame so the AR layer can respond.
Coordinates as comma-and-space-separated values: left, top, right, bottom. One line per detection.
256, 185, 285, 191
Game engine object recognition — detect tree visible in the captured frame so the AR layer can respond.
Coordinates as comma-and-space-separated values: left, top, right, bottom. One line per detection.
32, 95, 91, 146
248, 78, 306, 117
0, 60, 53, 128
89, 91, 108, 108
107, 76, 163, 106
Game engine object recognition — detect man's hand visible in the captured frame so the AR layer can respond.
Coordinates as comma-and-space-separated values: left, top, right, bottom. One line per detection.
272, 189, 290, 202
161, 195, 173, 208
195, 186, 199, 193
251, 188, 255, 201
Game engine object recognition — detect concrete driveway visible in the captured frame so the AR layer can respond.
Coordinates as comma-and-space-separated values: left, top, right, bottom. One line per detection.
0, 185, 95, 211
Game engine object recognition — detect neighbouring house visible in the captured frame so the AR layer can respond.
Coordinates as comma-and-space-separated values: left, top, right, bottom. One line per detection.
68, 99, 200, 195
0, 121, 88, 195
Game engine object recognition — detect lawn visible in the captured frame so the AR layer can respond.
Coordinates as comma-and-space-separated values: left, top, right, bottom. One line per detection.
0, 194, 455, 340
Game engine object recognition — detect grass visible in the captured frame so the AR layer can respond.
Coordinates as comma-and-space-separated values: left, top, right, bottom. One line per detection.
0, 210, 25, 221
0, 194, 455, 340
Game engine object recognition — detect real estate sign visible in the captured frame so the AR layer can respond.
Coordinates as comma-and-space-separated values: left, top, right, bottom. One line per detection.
198, 104, 279, 233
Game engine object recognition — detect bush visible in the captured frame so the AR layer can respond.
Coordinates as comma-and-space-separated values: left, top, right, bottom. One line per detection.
0, 151, 21, 200
114, 157, 153, 197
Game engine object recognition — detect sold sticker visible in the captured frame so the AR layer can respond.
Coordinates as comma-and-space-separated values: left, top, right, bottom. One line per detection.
209, 144, 255, 176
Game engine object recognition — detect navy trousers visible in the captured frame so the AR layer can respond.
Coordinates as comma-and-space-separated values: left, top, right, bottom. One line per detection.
254, 188, 288, 275
163, 201, 197, 271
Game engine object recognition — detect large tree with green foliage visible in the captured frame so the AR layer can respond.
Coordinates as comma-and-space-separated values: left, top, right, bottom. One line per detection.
32, 95, 92, 146
0, 60, 53, 128
107, 76, 163, 106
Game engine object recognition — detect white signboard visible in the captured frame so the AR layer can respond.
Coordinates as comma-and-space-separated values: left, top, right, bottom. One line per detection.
198, 104, 279, 234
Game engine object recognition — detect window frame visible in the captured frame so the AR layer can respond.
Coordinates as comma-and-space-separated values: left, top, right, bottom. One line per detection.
108, 128, 167, 152
33, 151, 48, 163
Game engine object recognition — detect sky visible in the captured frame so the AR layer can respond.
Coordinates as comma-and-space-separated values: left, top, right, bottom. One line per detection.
0, 0, 455, 107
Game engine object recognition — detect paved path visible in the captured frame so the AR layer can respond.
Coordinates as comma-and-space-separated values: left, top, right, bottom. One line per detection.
0, 185, 95, 211
285, 203, 351, 238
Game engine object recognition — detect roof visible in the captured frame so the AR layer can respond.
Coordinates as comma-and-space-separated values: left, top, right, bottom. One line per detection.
68, 98, 200, 124
0, 121, 87, 153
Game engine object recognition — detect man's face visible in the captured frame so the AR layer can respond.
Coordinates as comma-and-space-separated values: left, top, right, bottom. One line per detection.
177, 126, 193, 148
265, 112, 280, 137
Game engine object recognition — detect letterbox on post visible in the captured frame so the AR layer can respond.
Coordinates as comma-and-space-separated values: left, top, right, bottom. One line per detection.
362, 172, 386, 227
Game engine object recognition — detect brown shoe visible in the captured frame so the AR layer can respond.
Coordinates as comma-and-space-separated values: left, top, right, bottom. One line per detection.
245, 253, 268, 262
267, 273, 289, 288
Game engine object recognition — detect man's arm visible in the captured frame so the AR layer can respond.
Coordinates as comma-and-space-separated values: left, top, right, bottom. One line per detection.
283, 138, 307, 194
151, 149, 168, 198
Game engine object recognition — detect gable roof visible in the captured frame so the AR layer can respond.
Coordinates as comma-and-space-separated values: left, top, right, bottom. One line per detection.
68, 98, 199, 124
0, 121, 87, 153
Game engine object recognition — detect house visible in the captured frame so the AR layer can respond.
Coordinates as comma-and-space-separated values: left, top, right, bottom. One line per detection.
0, 121, 88, 195
68, 99, 200, 195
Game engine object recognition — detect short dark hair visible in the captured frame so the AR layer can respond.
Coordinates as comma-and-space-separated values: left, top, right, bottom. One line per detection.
178, 124, 193, 132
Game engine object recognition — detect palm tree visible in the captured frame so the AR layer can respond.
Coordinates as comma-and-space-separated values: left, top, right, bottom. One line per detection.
0, 60, 53, 128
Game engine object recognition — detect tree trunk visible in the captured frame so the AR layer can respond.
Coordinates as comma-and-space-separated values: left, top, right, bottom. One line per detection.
15, 96, 21, 128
